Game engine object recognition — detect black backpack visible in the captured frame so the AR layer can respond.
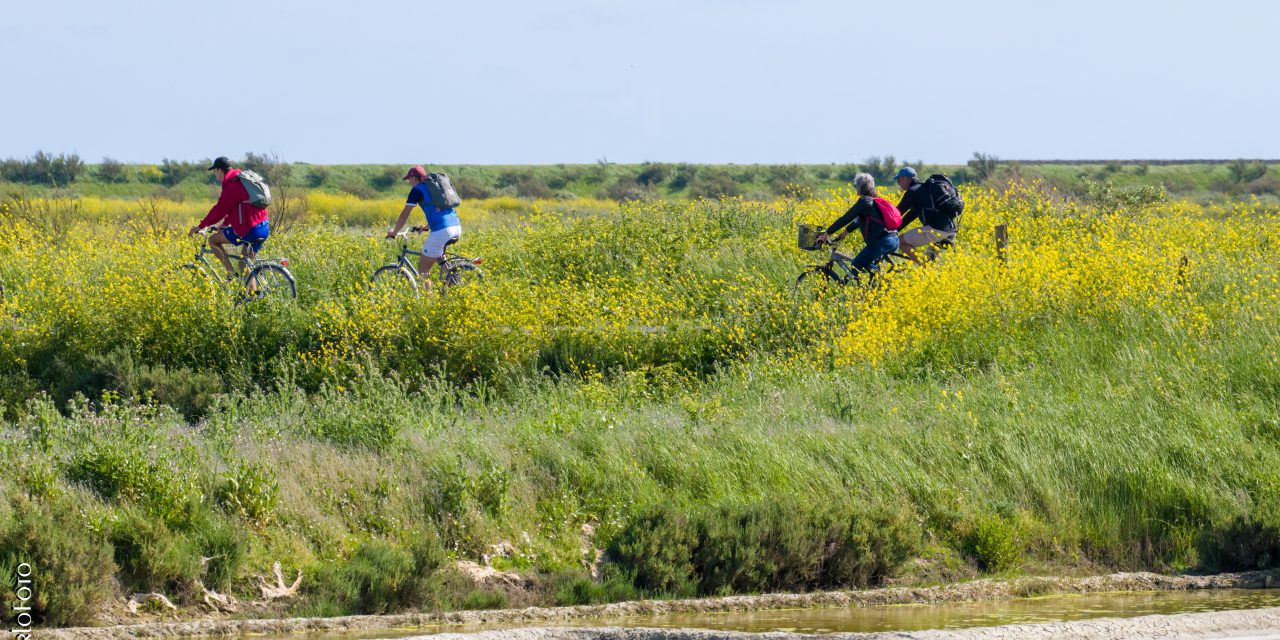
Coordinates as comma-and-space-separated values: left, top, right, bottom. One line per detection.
923, 174, 964, 221
424, 172, 462, 209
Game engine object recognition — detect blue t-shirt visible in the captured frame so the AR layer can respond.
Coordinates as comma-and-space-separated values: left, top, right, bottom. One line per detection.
406, 183, 460, 231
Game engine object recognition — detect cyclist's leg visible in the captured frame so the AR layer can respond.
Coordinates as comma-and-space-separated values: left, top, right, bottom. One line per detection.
921, 228, 956, 262
420, 226, 460, 291
416, 254, 441, 290
900, 226, 951, 264
243, 237, 268, 293
208, 228, 238, 276
897, 227, 927, 264
849, 233, 899, 283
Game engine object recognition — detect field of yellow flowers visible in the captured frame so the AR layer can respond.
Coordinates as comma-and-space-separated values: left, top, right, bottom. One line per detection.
1, 183, 1278, 624
2, 184, 1274, 402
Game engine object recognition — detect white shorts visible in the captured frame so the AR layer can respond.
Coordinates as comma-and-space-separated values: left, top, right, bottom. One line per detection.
899, 226, 956, 251
422, 226, 461, 258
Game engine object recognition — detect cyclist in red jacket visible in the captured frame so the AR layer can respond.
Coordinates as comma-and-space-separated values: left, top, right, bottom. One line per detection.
187, 156, 270, 278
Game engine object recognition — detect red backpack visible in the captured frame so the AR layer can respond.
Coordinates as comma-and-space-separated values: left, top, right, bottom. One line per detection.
872, 197, 903, 231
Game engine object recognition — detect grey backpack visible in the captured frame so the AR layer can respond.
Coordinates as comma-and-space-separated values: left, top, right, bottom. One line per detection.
237, 169, 273, 209
424, 172, 462, 209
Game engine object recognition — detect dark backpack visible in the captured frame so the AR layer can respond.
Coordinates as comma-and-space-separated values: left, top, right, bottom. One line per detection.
923, 174, 964, 223
236, 169, 272, 209
424, 173, 462, 209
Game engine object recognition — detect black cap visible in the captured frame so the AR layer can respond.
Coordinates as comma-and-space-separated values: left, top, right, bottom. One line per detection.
207, 156, 232, 171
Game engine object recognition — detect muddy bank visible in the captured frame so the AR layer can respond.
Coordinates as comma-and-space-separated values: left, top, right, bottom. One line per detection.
401, 606, 1280, 640
43, 570, 1280, 640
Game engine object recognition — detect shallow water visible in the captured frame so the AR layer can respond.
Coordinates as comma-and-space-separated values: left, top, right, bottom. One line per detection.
579, 589, 1280, 634
260, 589, 1280, 638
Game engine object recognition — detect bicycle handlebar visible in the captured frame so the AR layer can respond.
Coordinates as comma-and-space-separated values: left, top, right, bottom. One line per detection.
385, 226, 429, 239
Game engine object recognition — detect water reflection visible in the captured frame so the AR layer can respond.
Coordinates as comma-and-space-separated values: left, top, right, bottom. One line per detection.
250, 589, 1280, 639
586, 589, 1280, 633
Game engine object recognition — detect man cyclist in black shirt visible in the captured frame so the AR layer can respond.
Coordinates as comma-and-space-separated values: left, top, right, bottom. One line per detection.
894, 167, 958, 264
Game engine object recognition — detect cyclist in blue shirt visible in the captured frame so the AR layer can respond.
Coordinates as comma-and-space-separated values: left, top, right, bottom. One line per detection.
386, 165, 462, 291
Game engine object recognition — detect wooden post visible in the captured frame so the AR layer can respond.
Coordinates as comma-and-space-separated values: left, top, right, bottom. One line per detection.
994, 224, 1008, 264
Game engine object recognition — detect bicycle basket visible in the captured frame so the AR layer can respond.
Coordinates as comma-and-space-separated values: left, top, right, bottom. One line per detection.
797, 223, 823, 251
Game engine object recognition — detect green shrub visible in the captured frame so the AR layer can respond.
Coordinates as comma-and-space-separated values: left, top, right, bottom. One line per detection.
460, 590, 508, 610
305, 165, 331, 188
97, 157, 127, 183
605, 177, 648, 201
193, 519, 247, 590
695, 502, 789, 594
1198, 500, 1280, 571
966, 514, 1022, 573
38, 348, 222, 420
668, 164, 698, 189
1227, 159, 1268, 184
216, 462, 280, 528
823, 503, 923, 588
66, 438, 200, 527
497, 171, 552, 199
687, 168, 740, 199
609, 499, 920, 597
549, 567, 639, 606
338, 179, 379, 199
0, 372, 40, 421
636, 163, 672, 187
159, 158, 199, 187
0, 151, 84, 186
303, 533, 448, 615
108, 509, 202, 598
607, 503, 699, 596
1244, 174, 1280, 195
303, 375, 413, 450
1081, 179, 1168, 212
453, 175, 494, 199
369, 166, 403, 191
0, 497, 116, 627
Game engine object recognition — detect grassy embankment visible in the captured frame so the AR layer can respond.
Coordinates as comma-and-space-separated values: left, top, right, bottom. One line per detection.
1, 183, 1278, 626
4, 157, 1279, 203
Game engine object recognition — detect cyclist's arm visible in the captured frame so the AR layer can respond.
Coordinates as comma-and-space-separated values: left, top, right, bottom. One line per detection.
825, 199, 869, 236
387, 204, 416, 237
196, 186, 236, 230
896, 192, 920, 230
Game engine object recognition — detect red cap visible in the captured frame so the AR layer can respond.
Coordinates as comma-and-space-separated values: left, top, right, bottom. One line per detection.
402, 165, 427, 180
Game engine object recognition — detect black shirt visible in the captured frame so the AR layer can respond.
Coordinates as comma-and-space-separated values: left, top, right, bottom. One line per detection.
825, 196, 888, 244
896, 180, 957, 233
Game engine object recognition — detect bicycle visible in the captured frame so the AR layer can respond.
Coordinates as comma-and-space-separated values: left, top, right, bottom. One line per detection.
371, 226, 483, 295
792, 235, 907, 301
182, 228, 297, 301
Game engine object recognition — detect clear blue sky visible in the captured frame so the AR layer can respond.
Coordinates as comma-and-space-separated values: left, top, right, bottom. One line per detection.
2, 0, 1276, 165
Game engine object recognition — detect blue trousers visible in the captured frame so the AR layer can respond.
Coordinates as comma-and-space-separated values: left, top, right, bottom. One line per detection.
850, 233, 899, 273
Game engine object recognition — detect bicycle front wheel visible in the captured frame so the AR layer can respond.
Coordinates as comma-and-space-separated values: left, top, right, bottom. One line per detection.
370, 264, 419, 297
246, 263, 297, 301
793, 265, 840, 302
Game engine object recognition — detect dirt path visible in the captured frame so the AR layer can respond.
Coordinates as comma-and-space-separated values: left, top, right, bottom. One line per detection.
42, 570, 1279, 640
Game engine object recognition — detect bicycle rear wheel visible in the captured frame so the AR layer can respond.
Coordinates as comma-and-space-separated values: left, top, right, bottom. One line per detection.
370, 264, 419, 297
442, 261, 483, 290
246, 263, 297, 301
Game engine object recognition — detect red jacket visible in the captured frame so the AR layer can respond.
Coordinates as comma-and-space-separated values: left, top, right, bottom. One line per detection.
198, 169, 269, 236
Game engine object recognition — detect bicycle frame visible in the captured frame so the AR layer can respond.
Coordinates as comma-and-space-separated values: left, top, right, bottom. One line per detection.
821, 246, 863, 283
389, 239, 476, 283
190, 245, 248, 271
187, 239, 289, 281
